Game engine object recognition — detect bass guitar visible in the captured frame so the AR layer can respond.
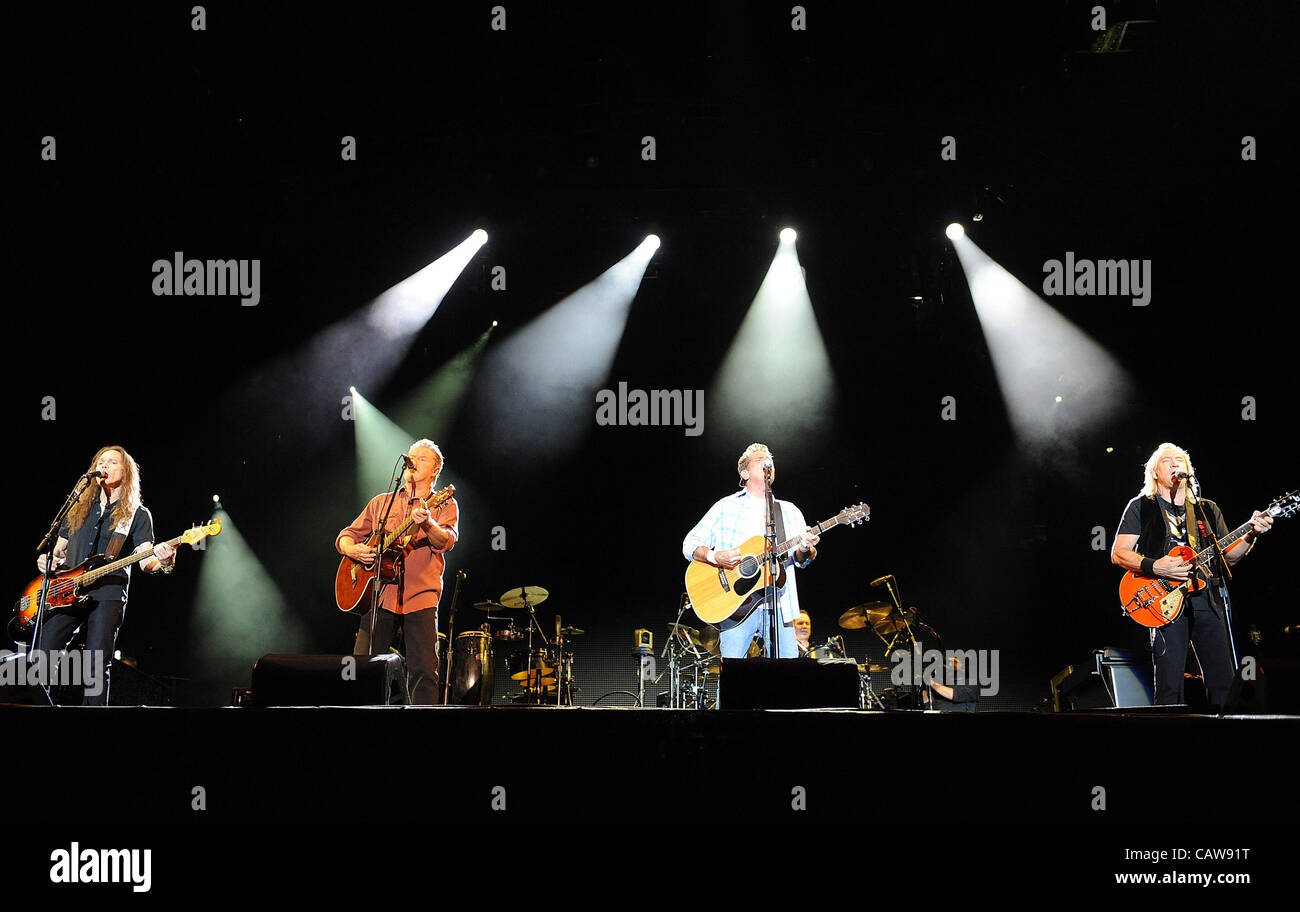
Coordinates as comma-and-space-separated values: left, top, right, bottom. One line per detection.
12, 519, 222, 633
1118, 491, 1298, 627
686, 502, 869, 626
334, 485, 455, 614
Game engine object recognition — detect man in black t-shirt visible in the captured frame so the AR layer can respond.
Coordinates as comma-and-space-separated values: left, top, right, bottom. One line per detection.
1111, 442, 1272, 708
35, 446, 176, 705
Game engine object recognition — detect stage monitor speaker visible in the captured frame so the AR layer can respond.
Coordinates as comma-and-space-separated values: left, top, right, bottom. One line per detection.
1224, 658, 1300, 714
249, 653, 409, 706
719, 657, 859, 710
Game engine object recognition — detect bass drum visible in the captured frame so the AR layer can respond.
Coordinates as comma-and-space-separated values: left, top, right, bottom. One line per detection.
447, 631, 494, 705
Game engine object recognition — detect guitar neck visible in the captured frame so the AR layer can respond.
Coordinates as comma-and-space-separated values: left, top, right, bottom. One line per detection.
774, 515, 843, 559
375, 486, 453, 552
79, 532, 188, 584
1190, 514, 1255, 568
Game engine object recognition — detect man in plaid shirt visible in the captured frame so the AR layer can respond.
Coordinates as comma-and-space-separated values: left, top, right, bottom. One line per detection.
682, 443, 820, 658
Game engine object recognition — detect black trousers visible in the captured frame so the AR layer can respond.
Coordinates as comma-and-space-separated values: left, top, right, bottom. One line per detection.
355, 605, 440, 704
1152, 592, 1235, 708
34, 597, 125, 706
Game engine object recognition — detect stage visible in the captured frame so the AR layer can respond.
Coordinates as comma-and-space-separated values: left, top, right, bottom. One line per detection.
5, 703, 1296, 821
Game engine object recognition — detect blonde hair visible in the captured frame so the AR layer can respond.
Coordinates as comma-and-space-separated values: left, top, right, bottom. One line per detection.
67, 446, 142, 535
1141, 442, 1195, 497
736, 443, 772, 481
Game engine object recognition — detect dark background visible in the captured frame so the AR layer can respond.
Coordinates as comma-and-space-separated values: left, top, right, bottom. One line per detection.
7, 0, 1297, 707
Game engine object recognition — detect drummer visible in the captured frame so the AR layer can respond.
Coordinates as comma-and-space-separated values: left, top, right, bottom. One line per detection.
794, 611, 812, 657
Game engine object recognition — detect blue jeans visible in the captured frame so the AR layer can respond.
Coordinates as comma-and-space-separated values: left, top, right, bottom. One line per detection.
720, 602, 797, 659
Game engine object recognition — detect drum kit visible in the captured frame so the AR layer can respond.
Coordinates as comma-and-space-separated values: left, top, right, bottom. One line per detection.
444, 584, 581, 706
650, 573, 939, 710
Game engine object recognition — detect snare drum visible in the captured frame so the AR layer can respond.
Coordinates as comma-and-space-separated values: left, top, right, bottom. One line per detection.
447, 631, 494, 705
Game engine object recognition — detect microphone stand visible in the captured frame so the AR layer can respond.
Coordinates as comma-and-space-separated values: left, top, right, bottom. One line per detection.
763, 464, 779, 659
441, 570, 466, 704
1184, 476, 1240, 676
29, 472, 100, 704
367, 459, 407, 655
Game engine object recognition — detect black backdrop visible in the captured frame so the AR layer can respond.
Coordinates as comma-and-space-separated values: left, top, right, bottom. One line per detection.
8, 1, 1298, 707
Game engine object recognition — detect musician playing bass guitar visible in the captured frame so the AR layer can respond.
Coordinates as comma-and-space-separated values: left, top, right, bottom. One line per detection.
33, 445, 177, 705
1111, 442, 1272, 708
336, 438, 458, 704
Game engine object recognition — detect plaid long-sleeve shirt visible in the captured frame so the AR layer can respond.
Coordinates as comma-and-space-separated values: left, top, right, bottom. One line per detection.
682, 489, 812, 624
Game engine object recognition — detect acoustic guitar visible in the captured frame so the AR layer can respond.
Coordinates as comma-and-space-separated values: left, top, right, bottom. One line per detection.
685, 502, 869, 626
334, 485, 455, 614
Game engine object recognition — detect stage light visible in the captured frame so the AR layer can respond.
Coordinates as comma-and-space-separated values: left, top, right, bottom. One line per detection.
1106, 447, 1115, 453
949, 233, 1132, 449
946, 223, 965, 240
710, 231, 834, 452
212, 494, 220, 503
780, 227, 797, 244
193, 506, 305, 702
491, 320, 498, 327
972, 213, 984, 222
472, 239, 656, 461
645, 234, 661, 250
472, 229, 489, 245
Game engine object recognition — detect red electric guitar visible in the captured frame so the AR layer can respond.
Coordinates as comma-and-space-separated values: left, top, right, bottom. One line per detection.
1117, 491, 1298, 627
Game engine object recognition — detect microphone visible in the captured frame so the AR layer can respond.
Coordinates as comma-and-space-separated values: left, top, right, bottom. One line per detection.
85, 471, 106, 479
401, 454, 415, 470
1175, 472, 1192, 480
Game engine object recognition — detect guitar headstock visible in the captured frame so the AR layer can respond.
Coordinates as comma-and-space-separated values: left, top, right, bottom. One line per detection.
839, 502, 871, 526
428, 484, 456, 508
181, 518, 223, 549
1266, 491, 1300, 520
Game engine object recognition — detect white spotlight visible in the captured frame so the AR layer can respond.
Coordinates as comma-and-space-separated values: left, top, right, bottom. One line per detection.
644, 234, 661, 250
472, 229, 489, 245
945, 223, 965, 240
779, 227, 797, 244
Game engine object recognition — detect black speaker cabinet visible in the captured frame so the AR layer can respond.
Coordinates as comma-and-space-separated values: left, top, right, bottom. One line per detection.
719, 657, 860, 709
249, 653, 409, 706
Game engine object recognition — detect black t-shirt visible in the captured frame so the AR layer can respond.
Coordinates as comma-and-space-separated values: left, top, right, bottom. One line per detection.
1117, 494, 1231, 583
58, 499, 156, 603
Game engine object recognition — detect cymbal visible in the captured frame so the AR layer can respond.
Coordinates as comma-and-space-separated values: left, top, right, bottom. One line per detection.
858, 663, 890, 674
697, 625, 721, 655
870, 609, 916, 635
500, 586, 548, 609
838, 600, 892, 630
669, 623, 720, 654
558, 625, 585, 636
474, 600, 507, 612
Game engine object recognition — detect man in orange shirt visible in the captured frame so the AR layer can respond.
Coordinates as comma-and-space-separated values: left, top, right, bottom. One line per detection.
336, 439, 459, 704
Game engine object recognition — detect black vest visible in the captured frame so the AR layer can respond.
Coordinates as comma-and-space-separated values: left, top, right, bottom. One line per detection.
1134, 495, 1228, 619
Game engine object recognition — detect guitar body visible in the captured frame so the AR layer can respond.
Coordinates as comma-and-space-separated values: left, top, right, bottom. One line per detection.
13, 555, 111, 627
686, 534, 788, 626
334, 536, 408, 615
1117, 544, 1205, 627
10, 519, 221, 637
334, 485, 455, 614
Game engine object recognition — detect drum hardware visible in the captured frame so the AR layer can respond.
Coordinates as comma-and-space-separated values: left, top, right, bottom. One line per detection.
496, 587, 577, 706
843, 574, 941, 709
661, 598, 720, 709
